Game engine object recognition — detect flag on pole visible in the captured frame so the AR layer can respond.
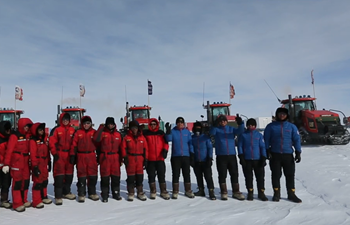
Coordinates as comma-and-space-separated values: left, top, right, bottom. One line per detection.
15, 85, 23, 101
229, 83, 235, 99
148, 80, 153, 95
80, 84, 85, 97
311, 70, 314, 85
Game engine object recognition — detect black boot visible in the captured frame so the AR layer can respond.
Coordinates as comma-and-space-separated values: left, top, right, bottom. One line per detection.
208, 189, 216, 200
272, 188, 280, 202
111, 176, 122, 201
194, 187, 205, 197
247, 189, 253, 201
287, 189, 302, 203
258, 189, 268, 201
100, 176, 110, 203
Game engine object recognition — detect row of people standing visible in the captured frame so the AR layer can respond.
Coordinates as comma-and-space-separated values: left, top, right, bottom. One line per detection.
0, 106, 302, 213
166, 107, 302, 203
0, 113, 170, 212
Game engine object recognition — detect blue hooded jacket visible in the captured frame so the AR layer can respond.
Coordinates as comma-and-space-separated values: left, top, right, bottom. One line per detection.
209, 124, 244, 156
166, 127, 194, 157
264, 121, 301, 154
191, 134, 213, 162
238, 129, 266, 160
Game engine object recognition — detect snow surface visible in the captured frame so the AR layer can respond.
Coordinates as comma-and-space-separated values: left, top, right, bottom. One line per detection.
2, 144, 350, 225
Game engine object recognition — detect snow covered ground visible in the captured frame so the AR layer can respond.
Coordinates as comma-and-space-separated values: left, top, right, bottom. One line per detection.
2, 144, 350, 225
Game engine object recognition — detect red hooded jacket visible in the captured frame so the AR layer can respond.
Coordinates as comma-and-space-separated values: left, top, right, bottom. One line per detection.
70, 116, 96, 155
93, 124, 122, 154
121, 129, 148, 160
0, 121, 11, 167
143, 118, 168, 161
29, 123, 50, 167
4, 118, 33, 167
49, 113, 76, 156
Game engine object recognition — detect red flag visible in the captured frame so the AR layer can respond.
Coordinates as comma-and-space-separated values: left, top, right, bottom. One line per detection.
311, 70, 314, 85
15, 85, 23, 101
230, 83, 235, 99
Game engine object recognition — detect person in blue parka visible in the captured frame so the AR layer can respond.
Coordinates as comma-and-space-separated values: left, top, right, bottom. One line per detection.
165, 117, 194, 199
209, 114, 245, 200
191, 122, 216, 200
238, 118, 268, 201
264, 107, 302, 203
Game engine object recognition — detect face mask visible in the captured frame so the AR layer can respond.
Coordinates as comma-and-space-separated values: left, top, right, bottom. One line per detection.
195, 132, 200, 136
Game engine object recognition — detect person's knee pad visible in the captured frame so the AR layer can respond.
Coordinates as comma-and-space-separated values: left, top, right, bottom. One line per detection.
13, 180, 22, 190
33, 183, 42, 190
24, 179, 30, 190
42, 179, 49, 188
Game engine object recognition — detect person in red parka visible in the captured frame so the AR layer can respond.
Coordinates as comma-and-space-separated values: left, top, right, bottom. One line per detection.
49, 113, 76, 205
0, 121, 12, 209
94, 117, 123, 202
121, 121, 148, 201
29, 123, 52, 208
70, 116, 99, 203
143, 118, 170, 200
2, 118, 33, 212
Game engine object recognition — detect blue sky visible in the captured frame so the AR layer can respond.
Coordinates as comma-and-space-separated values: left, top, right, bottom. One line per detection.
1, 0, 350, 128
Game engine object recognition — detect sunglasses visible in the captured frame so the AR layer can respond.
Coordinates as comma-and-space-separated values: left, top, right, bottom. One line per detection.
83, 122, 92, 125
150, 123, 157, 126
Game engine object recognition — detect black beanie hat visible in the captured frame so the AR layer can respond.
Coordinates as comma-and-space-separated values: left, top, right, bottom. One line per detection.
218, 115, 228, 122
105, 117, 115, 125
192, 122, 202, 133
4, 121, 12, 131
62, 113, 70, 121
176, 117, 185, 124
275, 107, 289, 121
82, 116, 92, 124
129, 120, 139, 128
246, 118, 257, 127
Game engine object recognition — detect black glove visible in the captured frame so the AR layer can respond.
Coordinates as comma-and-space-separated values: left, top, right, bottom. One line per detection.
236, 114, 243, 125
48, 161, 52, 172
190, 153, 195, 168
162, 149, 168, 159
53, 154, 59, 162
123, 156, 129, 167
238, 154, 246, 167
33, 166, 41, 177
295, 152, 301, 163
143, 160, 148, 170
266, 148, 271, 160
259, 156, 267, 167
206, 157, 213, 167
165, 122, 172, 135
69, 155, 76, 165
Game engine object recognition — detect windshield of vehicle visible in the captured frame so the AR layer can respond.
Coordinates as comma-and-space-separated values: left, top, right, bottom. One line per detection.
132, 109, 149, 120
0, 113, 15, 126
284, 100, 315, 116
212, 106, 229, 120
66, 111, 81, 121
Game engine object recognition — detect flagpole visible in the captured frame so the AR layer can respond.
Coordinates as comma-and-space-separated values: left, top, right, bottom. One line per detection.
14, 98, 17, 130
148, 80, 150, 107
311, 70, 317, 109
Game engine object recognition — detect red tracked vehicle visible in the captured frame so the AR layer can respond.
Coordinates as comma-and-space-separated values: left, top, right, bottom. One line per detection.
120, 102, 164, 135
0, 108, 24, 129
281, 94, 350, 145
55, 105, 86, 130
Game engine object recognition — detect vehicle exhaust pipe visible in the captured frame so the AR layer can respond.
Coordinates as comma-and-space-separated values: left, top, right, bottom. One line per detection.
206, 101, 211, 125
288, 94, 294, 123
